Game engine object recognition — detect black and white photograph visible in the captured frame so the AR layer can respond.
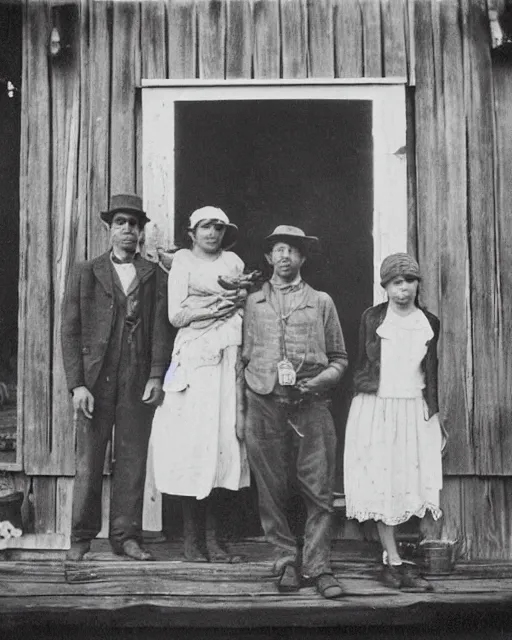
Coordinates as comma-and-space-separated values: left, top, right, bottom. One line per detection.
1, 1, 512, 638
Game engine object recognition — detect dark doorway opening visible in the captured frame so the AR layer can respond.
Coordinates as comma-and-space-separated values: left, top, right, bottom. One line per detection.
165, 100, 373, 539
0, 3, 21, 464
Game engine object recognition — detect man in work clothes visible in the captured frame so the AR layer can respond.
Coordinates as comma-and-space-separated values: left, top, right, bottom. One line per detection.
241, 225, 348, 599
61, 194, 172, 561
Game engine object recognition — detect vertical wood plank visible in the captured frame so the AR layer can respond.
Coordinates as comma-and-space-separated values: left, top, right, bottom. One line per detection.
308, 0, 334, 78
253, 0, 280, 79
462, 478, 512, 560
49, 1, 81, 476
437, 0, 473, 475
87, 0, 111, 258
75, 0, 89, 265
141, 0, 168, 236
493, 57, 512, 471
381, 0, 407, 77
465, 0, 501, 475
168, 0, 197, 79
17, 0, 30, 473
406, 91, 417, 256
281, 0, 308, 79
360, 0, 382, 77
333, 0, 363, 79
420, 477, 463, 549
405, 0, 415, 84
141, 0, 168, 79
32, 477, 57, 534
55, 476, 74, 538
226, 0, 253, 79
97, 475, 111, 539
198, 0, 226, 79
110, 1, 141, 194
23, 0, 52, 474
142, 439, 162, 532
414, 0, 439, 315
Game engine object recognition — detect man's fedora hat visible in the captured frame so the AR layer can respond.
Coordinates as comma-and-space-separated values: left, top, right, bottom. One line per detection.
264, 225, 320, 252
100, 194, 150, 227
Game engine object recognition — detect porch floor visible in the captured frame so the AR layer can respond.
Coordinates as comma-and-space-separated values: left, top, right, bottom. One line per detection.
1, 539, 512, 630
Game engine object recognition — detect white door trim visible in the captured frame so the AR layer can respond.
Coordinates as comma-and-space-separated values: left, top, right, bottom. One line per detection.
142, 81, 407, 304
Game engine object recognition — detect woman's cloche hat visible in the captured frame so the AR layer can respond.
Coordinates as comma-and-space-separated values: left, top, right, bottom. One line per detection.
100, 193, 150, 227
264, 225, 320, 253
188, 206, 238, 249
380, 252, 421, 287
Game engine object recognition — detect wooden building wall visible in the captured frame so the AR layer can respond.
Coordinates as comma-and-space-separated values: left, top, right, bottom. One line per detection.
15, 0, 512, 558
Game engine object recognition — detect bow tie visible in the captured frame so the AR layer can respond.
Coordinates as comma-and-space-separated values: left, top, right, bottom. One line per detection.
111, 253, 136, 265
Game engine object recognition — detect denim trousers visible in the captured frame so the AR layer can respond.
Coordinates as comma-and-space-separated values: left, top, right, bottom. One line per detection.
245, 388, 337, 577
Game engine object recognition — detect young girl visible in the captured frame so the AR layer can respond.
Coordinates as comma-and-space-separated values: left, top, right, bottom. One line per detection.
150, 206, 250, 562
343, 253, 443, 591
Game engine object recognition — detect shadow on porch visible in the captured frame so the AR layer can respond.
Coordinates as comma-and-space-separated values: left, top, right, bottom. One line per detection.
2, 539, 512, 630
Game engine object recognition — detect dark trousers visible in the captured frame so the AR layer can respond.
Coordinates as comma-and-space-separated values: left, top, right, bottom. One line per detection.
245, 389, 337, 578
71, 342, 154, 551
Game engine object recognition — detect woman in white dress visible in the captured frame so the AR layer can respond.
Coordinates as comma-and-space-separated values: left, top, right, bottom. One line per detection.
343, 253, 443, 591
150, 206, 250, 561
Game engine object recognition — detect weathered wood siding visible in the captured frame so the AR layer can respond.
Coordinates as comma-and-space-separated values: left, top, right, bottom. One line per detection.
18, 0, 512, 558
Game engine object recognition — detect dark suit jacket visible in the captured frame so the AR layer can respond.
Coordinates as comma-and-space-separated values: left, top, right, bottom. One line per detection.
352, 302, 440, 418
61, 251, 173, 393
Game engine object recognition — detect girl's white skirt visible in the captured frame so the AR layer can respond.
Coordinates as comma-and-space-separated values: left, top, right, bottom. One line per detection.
343, 393, 443, 525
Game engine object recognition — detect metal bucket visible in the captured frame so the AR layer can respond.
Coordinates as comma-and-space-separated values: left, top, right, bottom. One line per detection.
419, 540, 459, 576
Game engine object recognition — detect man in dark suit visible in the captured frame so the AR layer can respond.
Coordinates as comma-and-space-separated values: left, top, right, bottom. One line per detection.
61, 194, 172, 561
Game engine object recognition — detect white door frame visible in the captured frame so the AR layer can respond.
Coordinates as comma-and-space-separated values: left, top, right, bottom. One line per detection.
141, 79, 408, 304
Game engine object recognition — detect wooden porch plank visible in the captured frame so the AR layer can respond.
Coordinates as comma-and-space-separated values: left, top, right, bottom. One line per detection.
253, 0, 280, 79
225, 0, 253, 79
198, 0, 226, 79
333, 0, 363, 78
87, 0, 111, 258
168, 0, 197, 79
308, 0, 334, 78
2, 591, 512, 629
281, 0, 308, 79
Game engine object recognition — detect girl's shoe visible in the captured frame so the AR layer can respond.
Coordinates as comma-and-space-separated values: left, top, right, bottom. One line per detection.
399, 563, 434, 592
380, 563, 403, 589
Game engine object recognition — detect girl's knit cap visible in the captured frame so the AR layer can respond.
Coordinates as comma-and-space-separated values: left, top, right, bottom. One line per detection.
380, 253, 421, 287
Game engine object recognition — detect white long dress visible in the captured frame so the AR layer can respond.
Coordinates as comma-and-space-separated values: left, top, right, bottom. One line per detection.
150, 249, 250, 500
343, 307, 443, 525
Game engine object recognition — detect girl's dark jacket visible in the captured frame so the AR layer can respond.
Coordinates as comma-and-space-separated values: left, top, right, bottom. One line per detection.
352, 302, 440, 419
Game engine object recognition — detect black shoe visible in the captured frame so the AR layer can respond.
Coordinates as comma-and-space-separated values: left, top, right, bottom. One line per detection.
115, 539, 154, 561
380, 563, 402, 589
312, 573, 345, 599
66, 540, 91, 561
277, 564, 301, 593
399, 562, 434, 592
